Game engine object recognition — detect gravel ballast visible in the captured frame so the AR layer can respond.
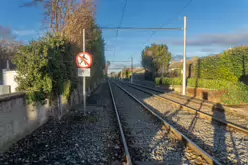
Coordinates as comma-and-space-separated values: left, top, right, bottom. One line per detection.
111, 81, 209, 164
120, 82, 248, 165
131, 80, 248, 129
0, 82, 122, 165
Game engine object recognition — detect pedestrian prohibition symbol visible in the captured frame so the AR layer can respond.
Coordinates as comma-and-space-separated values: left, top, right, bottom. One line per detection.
76, 52, 92, 68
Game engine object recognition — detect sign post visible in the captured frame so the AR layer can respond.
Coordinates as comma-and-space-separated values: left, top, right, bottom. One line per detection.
83, 29, 86, 116
76, 29, 92, 116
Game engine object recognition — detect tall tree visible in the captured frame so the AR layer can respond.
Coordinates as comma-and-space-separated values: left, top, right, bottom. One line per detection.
110, 72, 116, 78
22, 0, 95, 39
23, 0, 105, 86
141, 43, 172, 77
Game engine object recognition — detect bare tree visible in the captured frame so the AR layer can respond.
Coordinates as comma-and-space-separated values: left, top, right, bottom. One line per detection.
0, 26, 21, 61
22, 0, 95, 34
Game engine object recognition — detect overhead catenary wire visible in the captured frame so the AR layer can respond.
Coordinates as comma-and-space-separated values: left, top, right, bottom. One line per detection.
101, 27, 183, 30
143, 0, 193, 43
116, 0, 128, 37
114, 0, 128, 56
131, 0, 193, 56
110, 60, 131, 62
104, 0, 193, 68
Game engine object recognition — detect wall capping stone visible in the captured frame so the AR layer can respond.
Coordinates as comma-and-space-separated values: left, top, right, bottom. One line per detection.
0, 92, 26, 102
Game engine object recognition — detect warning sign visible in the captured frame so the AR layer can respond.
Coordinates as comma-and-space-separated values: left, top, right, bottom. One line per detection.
76, 52, 92, 68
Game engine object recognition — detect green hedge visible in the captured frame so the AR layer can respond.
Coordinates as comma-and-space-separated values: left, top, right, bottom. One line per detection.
222, 82, 248, 104
155, 77, 161, 85
161, 77, 182, 86
14, 34, 77, 103
156, 77, 239, 90
154, 77, 182, 86
193, 46, 248, 82
154, 77, 248, 104
187, 78, 233, 90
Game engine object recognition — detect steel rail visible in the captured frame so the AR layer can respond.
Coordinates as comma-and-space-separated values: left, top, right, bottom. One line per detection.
127, 81, 222, 107
129, 81, 247, 117
107, 80, 133, 165
123, 81, 248, 135
112, 81, 221, 165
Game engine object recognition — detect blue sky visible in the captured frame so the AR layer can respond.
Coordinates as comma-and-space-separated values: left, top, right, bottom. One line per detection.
1, 0, 248, 70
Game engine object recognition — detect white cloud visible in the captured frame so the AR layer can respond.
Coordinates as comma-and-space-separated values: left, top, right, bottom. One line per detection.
200, 48, 217, 52
171, 28, 248, 46
108, 62, 140, 69
108, 63, 130, 69
13, 29, 37, 36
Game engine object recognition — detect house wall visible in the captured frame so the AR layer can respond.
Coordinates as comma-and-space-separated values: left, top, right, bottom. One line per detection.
2, 70, 18, 93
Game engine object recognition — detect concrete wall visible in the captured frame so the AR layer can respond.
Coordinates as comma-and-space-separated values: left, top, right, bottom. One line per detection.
0, 93, 50, 152
0, 91, 76, 152
0, 79, 102, 152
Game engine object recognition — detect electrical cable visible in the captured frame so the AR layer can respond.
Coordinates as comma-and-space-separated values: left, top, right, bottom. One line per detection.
113, 0, 128, 56
132, 0, 193, 56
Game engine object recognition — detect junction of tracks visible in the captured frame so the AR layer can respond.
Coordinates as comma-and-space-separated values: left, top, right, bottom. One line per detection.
0, 79, 247, 165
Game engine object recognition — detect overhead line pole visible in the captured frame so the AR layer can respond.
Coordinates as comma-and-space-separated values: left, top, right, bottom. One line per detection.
182, 16, 187, 96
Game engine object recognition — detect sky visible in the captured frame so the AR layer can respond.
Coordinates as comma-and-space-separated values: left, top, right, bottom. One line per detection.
1, 0, 248, 71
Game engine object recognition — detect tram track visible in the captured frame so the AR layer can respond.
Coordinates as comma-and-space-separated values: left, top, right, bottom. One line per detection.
108, 80, 220, 165
114, 80, 248, 165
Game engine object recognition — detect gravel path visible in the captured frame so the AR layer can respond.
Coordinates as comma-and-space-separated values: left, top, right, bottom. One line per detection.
111, 81, 208, 164
0, 82, 122, 165
130, 81, 248, 129
119, 82, 248, 165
